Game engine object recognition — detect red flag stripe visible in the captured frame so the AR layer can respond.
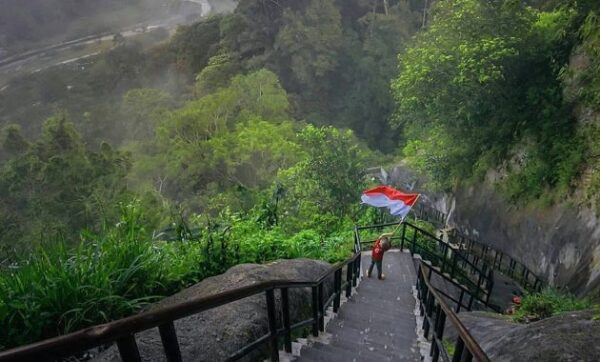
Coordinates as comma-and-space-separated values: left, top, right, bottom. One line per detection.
363, 186, 419, 206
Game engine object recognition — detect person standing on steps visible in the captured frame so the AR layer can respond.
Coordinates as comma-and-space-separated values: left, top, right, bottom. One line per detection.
367, 233, 393, 280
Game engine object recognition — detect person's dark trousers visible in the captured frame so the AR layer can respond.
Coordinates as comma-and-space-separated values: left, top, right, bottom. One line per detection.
368, 259, 382, 279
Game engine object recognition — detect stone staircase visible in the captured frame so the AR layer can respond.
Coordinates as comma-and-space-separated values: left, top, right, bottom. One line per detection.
293, 251, 421, 362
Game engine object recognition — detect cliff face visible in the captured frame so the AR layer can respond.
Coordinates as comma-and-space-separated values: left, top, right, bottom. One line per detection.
448, 185, 600, 296
389, 166, 600, 296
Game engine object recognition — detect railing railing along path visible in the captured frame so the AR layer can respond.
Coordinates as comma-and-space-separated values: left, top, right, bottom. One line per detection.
447, 230, 544, 292
356, 221, 496, 309
0, 240, 364, 362
416, 260, 490, 362
405, 201, 545, 293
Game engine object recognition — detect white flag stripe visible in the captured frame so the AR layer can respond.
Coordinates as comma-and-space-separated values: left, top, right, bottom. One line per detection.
361, 194, 413, 218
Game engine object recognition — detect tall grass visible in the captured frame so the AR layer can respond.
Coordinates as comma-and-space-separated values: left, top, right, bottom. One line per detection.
0, 203, 353, 351
513, 288, 595, 322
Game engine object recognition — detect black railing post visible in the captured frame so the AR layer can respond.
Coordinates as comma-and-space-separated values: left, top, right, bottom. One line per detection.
423, 294, 435, 339
419, 277, 426, 314
318, 283, 325, 332
534, 278, 541, 291
422, 296, 430, 337
281, 288, 292, 353
452, 337, 465, 362
430, 304, 441, 357
467, 294, 474, 311
440, 244, 448, 274
436, 309, 446, 340
400, 222, 407, 251
450, 249, 458, 280
358, 250, 362, 277
159, 322, 182, 362
411, 227, 417, 256
498, 252, 504, 272
265, 289, 279, 362
492, 250, 499, 269
346, 263, 352, 298
353, 259, 358, 287
464, 349, 474, 362
475, 271, 485, 299
485, 269, 494, 306
333, 269, 342, 313
311, 286, 319, 337
117, 335, 142, 362
509, 260, 516, 277
456, 289, 464, 313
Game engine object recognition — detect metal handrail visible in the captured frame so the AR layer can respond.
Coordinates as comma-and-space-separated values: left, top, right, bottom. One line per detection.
356, 221, 495, 308
0, 240, 363, 362
417, 261, 490, 362
448, 229, 544, 292
407, 203, 545, 293
414, 203, 447, 226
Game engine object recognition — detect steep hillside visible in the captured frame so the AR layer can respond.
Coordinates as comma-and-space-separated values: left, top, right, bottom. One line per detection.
0, 0, 170, 55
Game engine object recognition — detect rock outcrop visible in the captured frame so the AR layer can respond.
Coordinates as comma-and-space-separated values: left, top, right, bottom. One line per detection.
454, 310, 600, 361
388, 165, 600, 296
93, 258, 333, 362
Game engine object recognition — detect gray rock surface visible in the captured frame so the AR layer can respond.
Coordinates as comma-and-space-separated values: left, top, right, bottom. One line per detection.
387, 165, 600, 296
451, 310, 600, 361
93, 258, 333, 362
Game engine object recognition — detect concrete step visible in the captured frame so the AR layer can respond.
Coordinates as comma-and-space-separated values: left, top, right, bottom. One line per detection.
295, 252, 420, 362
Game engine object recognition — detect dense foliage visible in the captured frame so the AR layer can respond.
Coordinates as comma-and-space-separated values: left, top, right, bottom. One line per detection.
513, 288, 595, 321
0, 117, 137, 256
1, 0, 424, 151
392, 0, 599, 205
0, 65, 372, 350
0, 202, 358, 350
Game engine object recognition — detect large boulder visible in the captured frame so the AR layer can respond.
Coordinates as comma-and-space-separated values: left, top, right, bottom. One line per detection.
452, 310, 600, 361
93, 258, 333, 362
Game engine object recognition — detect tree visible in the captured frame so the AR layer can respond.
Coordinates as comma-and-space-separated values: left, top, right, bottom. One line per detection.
391, 0, 579, 192
0, 114, 132, 253
194, 53, 241, 97
170, 16, 222, 74
278, 125, 368, 223
130, 69, 293, 206
274, 0, 344, 89
120, 88, 173, 141
1, 125, 29, 161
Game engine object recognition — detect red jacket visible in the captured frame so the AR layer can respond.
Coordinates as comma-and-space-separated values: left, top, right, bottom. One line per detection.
372, 239, 384, 261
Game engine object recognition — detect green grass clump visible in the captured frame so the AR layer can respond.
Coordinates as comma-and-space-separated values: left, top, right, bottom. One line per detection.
442, 338, 456, 357
0, 203, 354, 351
513, 288, 595, 322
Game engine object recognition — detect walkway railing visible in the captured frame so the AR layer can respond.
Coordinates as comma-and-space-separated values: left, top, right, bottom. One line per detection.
448, 230, 544, 292
416, 260, 490, 362
407, 202, 545, 293
356, 222, 495, 309
0, 242, 363, 362
413, 203, 447, 226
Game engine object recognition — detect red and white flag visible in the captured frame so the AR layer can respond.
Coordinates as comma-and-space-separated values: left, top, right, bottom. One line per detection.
361, 186, 420, 219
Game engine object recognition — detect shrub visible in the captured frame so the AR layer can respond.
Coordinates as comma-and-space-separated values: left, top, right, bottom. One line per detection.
0, 201, 355, 351
513, 288, 594, 322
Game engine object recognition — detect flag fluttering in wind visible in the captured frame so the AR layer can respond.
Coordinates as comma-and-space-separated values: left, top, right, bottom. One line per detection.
361, 186, 420, 219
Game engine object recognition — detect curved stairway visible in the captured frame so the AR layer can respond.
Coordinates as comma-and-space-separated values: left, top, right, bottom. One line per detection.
295, 251, 420, 362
